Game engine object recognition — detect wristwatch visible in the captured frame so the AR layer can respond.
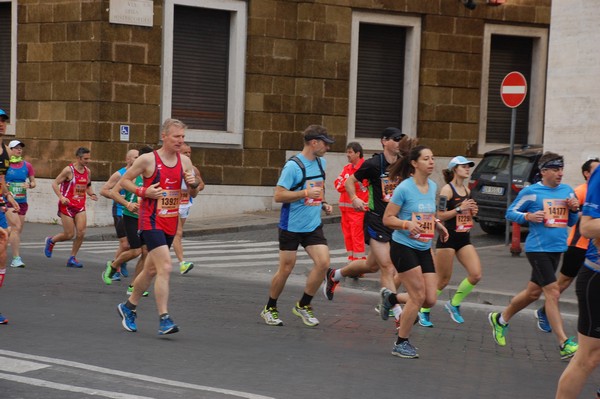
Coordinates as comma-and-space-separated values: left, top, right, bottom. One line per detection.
455, 206, 462, 214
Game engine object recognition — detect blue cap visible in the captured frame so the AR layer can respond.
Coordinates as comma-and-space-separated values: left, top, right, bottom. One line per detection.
0, 109, 7, 120
448, 156, 475, 170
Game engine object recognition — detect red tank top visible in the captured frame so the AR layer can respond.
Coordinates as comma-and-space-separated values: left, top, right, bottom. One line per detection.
138, 151, 183, 236
60, 164, 89, 209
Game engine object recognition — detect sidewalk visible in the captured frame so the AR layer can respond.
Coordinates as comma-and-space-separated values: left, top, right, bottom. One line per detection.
25, 210, 578, 314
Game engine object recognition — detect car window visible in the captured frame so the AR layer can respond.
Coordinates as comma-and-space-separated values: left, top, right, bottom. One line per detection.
476, 155, 533, 179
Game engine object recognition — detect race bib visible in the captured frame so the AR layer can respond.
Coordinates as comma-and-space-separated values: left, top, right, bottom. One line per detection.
456, 211, 473, 232
9, 182, 26, 200
304, 180, 324, 206
380, 176, 397, 203
180, 190, 190, 205
74, 183, 87, 198
543, 199, 568, 228
157, 189, 180, 217
410, 212, 435, 242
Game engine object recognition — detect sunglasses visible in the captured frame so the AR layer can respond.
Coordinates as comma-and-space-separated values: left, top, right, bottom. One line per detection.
388, 135, 405, 142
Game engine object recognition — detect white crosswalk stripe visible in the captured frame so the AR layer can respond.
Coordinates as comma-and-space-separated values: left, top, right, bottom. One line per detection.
21, 239, 351, 268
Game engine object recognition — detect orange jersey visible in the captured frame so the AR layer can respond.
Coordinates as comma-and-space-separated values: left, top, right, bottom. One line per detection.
567, 183, 589, 250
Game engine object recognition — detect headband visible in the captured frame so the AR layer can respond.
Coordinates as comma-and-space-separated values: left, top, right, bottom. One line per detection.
539, 158, 564, 170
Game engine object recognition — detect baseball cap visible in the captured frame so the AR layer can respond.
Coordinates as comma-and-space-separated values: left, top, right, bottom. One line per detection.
381, 127, 405, 140
0, 109, 8, 121
304, 132, 335, 144
448, 156, 475, 170
8, 140, 24, 149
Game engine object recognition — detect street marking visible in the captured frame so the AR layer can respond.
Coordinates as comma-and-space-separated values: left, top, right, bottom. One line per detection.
0, 356, 49, 373
0, 350, 276, 399
0, 373, 153, 399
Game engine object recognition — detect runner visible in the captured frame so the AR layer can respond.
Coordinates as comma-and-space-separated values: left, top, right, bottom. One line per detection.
418, 156, 481, 327
99, 149, 139, 280
173, 143, 204, 275
5, 140, 36, 268
260, 125, 333, 327
44, 147, 98, 268
535, 158, 599, 333
380, 145, 448, 358
489, 151, 580, 360
323, 128, 416, 310
334, 142, 368, 262
115, 119, 201, 335
555, 164, 600, 397
104, 146, 154, 297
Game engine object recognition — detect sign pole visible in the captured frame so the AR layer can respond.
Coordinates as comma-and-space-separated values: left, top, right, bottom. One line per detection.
505, 107, 517, 246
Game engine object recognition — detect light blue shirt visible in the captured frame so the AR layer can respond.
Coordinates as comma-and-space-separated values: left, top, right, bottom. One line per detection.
390, 177, 437, 251
506, 181, 577, 252
277, 154, 326, 233
583, 167, 600, 271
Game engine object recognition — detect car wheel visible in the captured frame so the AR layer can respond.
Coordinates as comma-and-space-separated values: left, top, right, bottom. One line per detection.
479, 221, 505, 235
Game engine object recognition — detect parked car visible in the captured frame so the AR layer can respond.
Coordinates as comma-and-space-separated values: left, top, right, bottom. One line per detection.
469, 144, 543, 234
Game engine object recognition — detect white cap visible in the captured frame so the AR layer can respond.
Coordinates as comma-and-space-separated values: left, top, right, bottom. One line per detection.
8, 140, 24, 149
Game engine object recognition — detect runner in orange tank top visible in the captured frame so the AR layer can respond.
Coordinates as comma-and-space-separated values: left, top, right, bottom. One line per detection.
534, 158, 600, 333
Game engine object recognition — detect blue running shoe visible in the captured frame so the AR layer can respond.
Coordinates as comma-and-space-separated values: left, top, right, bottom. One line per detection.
0, 313, 7, 324
535, 308, 552, 333
417, 311, 434, 328
158, 314, 179, 335
120, 263, 129, 278
117, 303, 137, 332
379, 288, 394, 321
391, 340, 419, 359
66, 256, 83, 268
44, 237, 54, 258
111, 272, 121, 281
444, 301, 464, 324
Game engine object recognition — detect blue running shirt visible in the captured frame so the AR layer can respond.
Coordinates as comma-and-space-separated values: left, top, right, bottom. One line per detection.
583, 167, 600, 272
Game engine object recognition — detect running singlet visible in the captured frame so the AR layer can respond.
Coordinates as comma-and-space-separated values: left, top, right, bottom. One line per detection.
0, 143, 9, 196
122, 175, 143, 219
506, 181, 578, 253
390, 177, 437, 251
566, 183, 590, 250
138, 151, 183, 236
60, 164, 89, 210
444, 183, 473, 233
6, 161, 34, 203
112, 167, 127, 217
583, 168, 600, 273
353, 153, 396, 216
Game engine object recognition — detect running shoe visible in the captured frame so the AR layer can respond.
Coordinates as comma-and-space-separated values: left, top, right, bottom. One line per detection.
117, 303, 137, 332
102, 261, 114, 285
323, 268, 339, 300
126, 285, 149, 297
111, 272, 121, 281
444, 301, 464, 324
10, 256, 25, 268
391, 340, 419, 359
292, 303, 319, 327
0, 313, 7, 324
158, 314, 179, 335
374, 304, 394, 318
120, 262, 129, 277
488, 312, 508, 346
180, 261, 194, 275
417, 311, 434, 328
560, 337, 578, 360
66, 256, 83, 268
260, 306, 283, 326
44, 237, 54, 258
535, 308, 552, 333
379, 288, 394, 321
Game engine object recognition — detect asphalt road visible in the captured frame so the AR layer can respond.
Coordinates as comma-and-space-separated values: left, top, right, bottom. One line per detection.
1, 224, 598, 399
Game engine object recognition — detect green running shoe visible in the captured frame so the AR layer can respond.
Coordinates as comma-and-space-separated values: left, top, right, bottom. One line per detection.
560, 337, 578, 360
488, 312, 508, 346
102, 261, 114, 285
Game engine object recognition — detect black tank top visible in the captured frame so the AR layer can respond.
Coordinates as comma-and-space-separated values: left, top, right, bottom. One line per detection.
444, 183, 469, 232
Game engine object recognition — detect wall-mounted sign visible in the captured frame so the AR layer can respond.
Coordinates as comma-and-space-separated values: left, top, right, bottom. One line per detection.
120, 125, 130, 142
109, 0, 153, 28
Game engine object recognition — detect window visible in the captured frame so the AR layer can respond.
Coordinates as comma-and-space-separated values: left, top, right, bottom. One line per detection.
348, 13, 420, 150
479, 25, 548, 154
0, 0, 15, 134
162, 0, 246, 146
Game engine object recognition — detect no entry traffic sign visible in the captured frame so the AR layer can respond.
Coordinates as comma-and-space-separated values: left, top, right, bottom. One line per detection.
500, 71, 527, 108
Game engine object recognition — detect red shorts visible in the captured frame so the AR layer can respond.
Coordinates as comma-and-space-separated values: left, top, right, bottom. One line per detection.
7, 202, 28, 216
58, 203, 86, 218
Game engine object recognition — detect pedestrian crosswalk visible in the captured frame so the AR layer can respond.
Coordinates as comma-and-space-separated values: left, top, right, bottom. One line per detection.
20, 239, 351, 268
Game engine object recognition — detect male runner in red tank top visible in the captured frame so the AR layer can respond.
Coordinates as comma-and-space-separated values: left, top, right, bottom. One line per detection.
115, 119, 201, 335
44, 147, 98, 268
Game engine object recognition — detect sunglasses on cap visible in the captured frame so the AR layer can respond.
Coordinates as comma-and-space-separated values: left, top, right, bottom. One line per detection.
388, 135, 405, 142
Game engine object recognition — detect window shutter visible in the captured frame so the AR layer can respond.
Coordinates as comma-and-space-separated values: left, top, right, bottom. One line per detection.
355, 23, 406, 139
172, 6, 230, 131
0, 3, 11, 115
486, 35, 533, 144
